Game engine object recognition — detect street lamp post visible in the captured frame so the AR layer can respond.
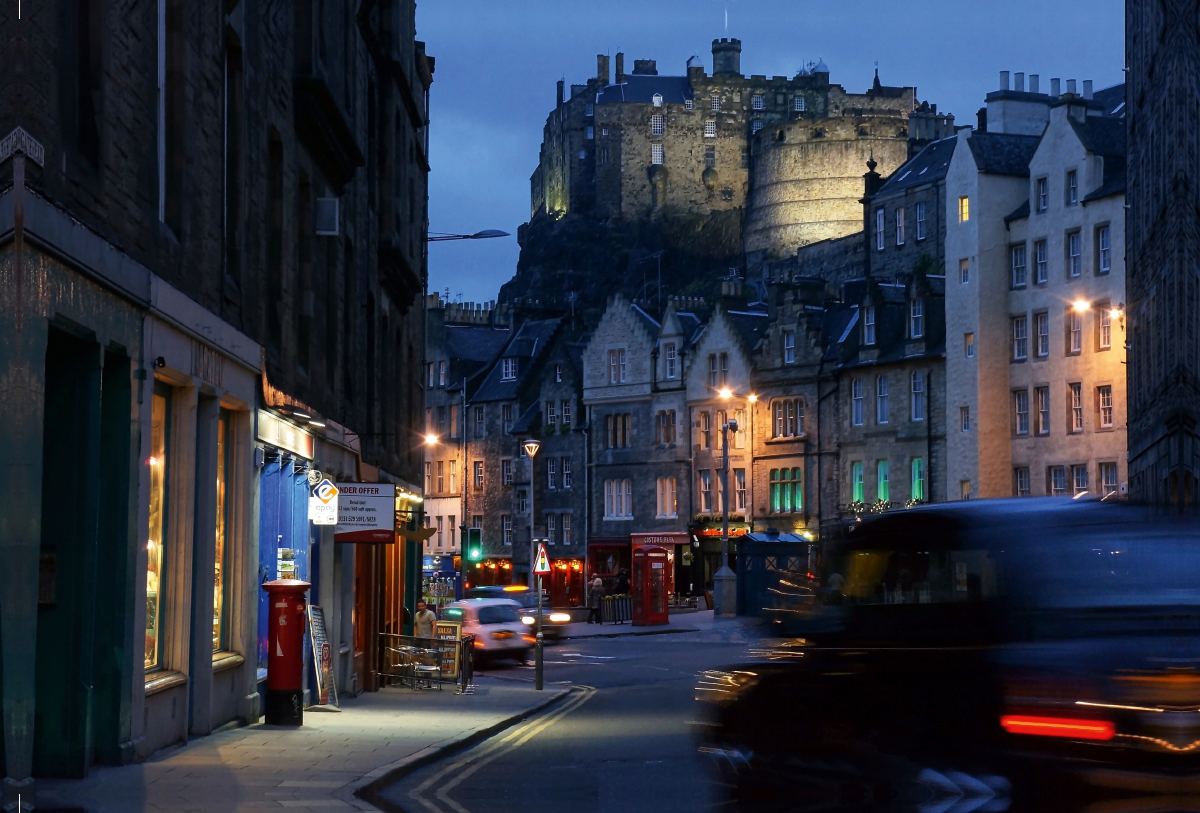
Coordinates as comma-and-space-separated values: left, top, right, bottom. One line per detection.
714, 417, 738, 618
522, 438, 543, 690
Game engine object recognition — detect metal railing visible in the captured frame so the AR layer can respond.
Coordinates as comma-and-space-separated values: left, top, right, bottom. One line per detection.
377, 633, 475, 692
599, 595, 633, 624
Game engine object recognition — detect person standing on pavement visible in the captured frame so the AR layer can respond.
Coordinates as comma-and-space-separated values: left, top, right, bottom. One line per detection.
414, 601, 437, 639
587, 577, 604, 624
613, 569, 631, 596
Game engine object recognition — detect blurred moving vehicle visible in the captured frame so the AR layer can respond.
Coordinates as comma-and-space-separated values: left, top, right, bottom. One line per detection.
442, 598, 534, 665
696, 499, 1200, 812
463, 585, 572, 640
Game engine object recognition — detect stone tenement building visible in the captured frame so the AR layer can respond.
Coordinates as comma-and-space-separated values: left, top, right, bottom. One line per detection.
1126, 0, 1200, 508
507, 39, 954, 313
1, 0, 431, 796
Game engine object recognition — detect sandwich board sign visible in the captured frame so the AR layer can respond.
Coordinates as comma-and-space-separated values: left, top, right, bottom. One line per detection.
534, 543, 552, 574
308, 479, 339, 525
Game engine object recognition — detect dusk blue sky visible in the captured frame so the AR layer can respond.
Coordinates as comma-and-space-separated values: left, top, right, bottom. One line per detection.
419, 0, 1125, 305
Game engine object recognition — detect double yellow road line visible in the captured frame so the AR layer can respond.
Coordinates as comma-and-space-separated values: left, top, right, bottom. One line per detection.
407, 685, 598, 813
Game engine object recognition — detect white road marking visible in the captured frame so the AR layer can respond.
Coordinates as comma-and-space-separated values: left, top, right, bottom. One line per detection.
408, 685, 598, 813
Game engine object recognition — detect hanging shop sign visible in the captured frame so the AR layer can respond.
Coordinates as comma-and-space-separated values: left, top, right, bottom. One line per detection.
257, 410, 314, 459
333, 483, 396, 542
308, 479, 340, 525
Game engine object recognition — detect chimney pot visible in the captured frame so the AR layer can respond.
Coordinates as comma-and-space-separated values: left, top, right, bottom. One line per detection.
1029, 74, 1040, 93
1083, 80, 1093, 99
1000, 70, 1010, 90
597, 54, 610, 85
615, 52, 625, 83
1015, 71, 1025, 92
1066, 79, 1077, 95
1051, 78, 1061, 97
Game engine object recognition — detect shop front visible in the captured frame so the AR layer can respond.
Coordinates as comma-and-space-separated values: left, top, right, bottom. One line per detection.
588, 537, 632, 595
464, 556, 514, 588
422, 555, 461, 613
689, 523, 750, 592
547, 558, 585, 607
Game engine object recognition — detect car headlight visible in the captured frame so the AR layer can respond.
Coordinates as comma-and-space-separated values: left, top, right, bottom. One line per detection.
521, 616, 536, 625
549, 613, 571, 623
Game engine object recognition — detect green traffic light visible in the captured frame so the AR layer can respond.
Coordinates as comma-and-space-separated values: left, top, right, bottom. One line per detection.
468, 546, 482, 562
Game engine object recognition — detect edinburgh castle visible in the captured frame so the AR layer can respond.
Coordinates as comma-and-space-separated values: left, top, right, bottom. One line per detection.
503, 39, 954, 315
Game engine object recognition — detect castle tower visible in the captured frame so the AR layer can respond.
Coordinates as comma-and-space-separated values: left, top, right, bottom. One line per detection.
712, 38, 742, 77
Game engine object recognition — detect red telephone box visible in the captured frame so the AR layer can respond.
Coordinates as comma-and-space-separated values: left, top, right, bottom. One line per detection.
263, 578, 311, 725
632, 545, 669, 626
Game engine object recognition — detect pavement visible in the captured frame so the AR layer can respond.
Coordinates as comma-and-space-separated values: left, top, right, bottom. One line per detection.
561, 609, 765, 642
35, 681, 571, 813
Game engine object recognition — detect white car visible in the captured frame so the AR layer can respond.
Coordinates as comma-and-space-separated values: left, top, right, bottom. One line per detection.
442, 598, 534, 664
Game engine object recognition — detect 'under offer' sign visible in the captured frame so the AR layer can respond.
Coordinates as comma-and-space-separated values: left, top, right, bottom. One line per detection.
334, 483, 396, 543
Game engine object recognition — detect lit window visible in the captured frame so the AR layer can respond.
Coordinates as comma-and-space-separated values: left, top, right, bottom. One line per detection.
960, 480, 971, 500
965, 333, 975, 358
651, 114, 664, 136
876, 375, 889, 424
652, 93, 663, 107
783, 330, 795, 364
752, 95, 764, 110
1013, 316, 1028, 360
896, 208, 905, 245
651, 143, 664, 165
877, 460, 890, 503
657, 477, 678, 518
911, 458, 925, 501
1098, 385, 1113, 428
915, 201, 926, 240
959, 258, 969, 284
958, 196, 969, 222
769, 468, 803, 513
501, 357, 518, 380
852, 462, 864, 502
772, 399, 804, 438
1014, 390, 1029, 435
735, 468, 747, 511
704, 120, 716, 138
793, 96, 805, 112
1098, 226, 1111, 273
910, 299, 924, 338
851, 378, 864, 426
1011, 244, 1027, 287
146, 387, 170, 670
863, 306, 876, 345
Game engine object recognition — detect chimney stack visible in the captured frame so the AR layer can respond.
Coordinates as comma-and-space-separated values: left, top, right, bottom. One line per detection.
597, 54, 610, 85
1015, 71, 1025, 92
1030, 74, 1040, 94
1051, 78, 1061, 97
1083, 80, 1093, 100
615, 52, 625, 83
1066, 79, 1077, 95
1000, 70, 1010, 90
556, 79, 564, 106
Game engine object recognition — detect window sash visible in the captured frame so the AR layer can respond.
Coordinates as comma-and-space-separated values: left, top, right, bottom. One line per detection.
1071, 383, 1084, 432
911, 458, 925, 501
896, 208, 905, 245
863, 307, 876, 344
1036, 313, 1049, 356
1068, 233, 1082, 277
1012, 245, 1027, 287
877, 460, 889, 503
876, 376, 889, 424
910, 299, 924, 338
1015, 390, 1029, 434
876, 209, 885, 250
852, 462, 864, 503
1036, 387, 1050, 435
1070, 313, 1082, 353
650, 115, 664, 136
916, 202, 926, 240
1013, 316, 1028, 359
911, 372, 925, 422
1099, 385, 1114, 428
1099, 226, 1111, 272
1035, 241, 1048, 283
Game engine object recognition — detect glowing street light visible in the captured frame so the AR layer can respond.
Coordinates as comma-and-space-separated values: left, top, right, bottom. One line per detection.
718, 388, 733, 399
748, 394, 758, 403
1073, 300, 1091, 313
424, 434, 438, 445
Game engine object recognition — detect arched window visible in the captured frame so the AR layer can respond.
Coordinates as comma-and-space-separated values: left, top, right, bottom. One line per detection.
772, 398, 805, 438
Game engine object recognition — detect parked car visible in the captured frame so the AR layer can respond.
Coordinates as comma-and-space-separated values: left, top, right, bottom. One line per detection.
442, 598, 534, 665
696, 499, 1200, 812
463, 585, 572, 640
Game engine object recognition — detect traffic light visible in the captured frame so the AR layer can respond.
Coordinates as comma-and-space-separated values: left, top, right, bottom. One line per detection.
467, 527, 483, 562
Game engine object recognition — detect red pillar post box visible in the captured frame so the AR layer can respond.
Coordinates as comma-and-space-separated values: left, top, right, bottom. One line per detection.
263, 578, 311, 725
632, 545, 669, 626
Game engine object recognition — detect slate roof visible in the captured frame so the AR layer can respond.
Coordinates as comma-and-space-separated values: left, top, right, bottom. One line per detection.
511, 400, 541, 434
1071, 116, 1126, 159
630, 302, 661, 334
596, 75, 694, 105
821, 308, 858, 362
967, 132, 1041, 176
1005, 199, 1031, 222
726, 309, 770, 353
1091, 83, 1126, 118
471, 318, 562, 403
445, 325, 510, 364
876, 136, 957, 196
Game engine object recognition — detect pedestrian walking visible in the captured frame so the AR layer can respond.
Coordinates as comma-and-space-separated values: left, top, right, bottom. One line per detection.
587, 577, 604, 624
414, 601, 437, 638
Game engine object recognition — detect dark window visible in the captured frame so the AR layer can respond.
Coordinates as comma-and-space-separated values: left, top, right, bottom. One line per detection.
266, 129, 285, 353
